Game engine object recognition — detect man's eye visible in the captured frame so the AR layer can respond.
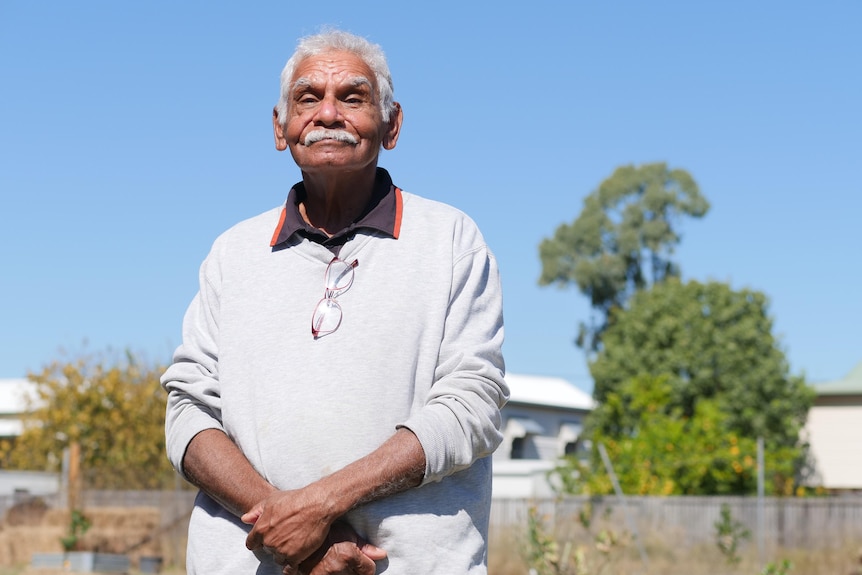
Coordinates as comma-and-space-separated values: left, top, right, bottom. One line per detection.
294, 93, 319, 105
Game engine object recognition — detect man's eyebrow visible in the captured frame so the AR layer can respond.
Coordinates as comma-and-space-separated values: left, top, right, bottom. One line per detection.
290, 77, 312, 95
349, 76, 373, 90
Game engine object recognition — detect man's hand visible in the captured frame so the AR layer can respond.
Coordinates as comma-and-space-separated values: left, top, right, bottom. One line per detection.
294, 521, 386, 575
241, 485, 337, 569
241, 428, 422, 571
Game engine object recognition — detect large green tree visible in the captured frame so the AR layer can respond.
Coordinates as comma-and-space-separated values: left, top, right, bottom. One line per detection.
0, 352, 177, 489
538, 162, 709, 350
589, 279, 814, 454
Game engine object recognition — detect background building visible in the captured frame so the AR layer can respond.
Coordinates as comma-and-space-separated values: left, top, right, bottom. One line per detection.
493, 373, 594, 498
804, 361, 862, 492
0, 378, 34, 440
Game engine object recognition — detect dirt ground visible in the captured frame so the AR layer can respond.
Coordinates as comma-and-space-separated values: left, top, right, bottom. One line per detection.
0, 499, 164, 570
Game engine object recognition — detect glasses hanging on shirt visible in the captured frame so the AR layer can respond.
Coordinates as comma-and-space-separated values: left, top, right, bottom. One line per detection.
311, 256, 358, 338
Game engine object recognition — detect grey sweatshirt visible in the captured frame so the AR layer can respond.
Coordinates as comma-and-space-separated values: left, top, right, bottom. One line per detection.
162, 188, 508, 574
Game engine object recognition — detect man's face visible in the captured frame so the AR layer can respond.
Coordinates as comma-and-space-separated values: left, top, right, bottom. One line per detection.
274, 50, 401, 175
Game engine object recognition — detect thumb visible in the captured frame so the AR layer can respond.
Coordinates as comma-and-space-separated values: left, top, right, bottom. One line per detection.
359, 542, 387, 561
241, 503, 263, 525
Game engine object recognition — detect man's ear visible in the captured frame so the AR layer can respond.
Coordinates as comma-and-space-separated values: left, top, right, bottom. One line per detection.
382, 102, 403, 151
273, 108, 288, 151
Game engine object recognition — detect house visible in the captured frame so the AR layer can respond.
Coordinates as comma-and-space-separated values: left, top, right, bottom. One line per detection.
0, 378, 36, 439
0, 378, 59, 498
493, 373, 595, 498
804, 361, 862, 492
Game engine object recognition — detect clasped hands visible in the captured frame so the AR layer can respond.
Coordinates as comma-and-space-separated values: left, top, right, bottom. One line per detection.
242, 487, 385, 575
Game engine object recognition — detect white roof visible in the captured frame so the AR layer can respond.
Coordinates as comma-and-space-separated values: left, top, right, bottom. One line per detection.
504, 373, 595, 410
0, 378, 38, 416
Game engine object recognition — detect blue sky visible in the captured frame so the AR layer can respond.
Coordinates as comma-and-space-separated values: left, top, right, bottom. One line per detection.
1, 1, 859, 391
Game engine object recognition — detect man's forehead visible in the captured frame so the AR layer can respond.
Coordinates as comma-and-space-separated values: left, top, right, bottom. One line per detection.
290, 50, 376, 88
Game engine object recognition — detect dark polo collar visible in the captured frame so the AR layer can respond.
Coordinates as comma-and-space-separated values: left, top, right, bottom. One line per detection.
270, 167, 403, 249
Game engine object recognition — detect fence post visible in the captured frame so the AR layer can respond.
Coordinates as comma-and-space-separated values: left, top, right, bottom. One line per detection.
598, 442, 649, 570
757, 436, 765, 565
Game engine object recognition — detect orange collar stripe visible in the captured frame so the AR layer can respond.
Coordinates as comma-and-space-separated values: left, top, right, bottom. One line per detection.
393, 187, 403, 239
269, 207, 288, 247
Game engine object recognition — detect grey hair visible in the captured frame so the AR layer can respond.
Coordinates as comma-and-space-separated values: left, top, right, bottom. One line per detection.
275, 29, 396, 125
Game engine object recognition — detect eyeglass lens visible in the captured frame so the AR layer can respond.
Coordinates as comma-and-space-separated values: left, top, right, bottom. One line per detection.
312, 298, 343, 336
325, 259, 356, 292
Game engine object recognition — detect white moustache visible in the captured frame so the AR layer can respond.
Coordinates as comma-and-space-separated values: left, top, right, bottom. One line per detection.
304, 130, 358, 146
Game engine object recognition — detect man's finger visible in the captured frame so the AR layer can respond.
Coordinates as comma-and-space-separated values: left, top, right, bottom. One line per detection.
347, 549, 378, 575
359, 542, 387, 561
245, 528, 262, 550
241, 503, 264, 525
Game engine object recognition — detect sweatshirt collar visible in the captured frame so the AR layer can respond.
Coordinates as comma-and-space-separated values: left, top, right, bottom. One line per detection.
270, 167, 402, 248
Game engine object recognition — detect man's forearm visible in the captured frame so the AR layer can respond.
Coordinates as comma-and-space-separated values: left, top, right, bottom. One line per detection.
183, 428, 277, 517
316, 427, 426, 516
186, 426, 425, 523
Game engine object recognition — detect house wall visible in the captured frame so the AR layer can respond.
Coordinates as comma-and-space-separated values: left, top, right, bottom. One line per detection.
491, 460, 557, 498
0, 470, 60, 498
805, 398, 862, 491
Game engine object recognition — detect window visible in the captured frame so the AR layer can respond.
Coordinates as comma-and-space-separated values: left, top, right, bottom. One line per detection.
511, 437, 526, 459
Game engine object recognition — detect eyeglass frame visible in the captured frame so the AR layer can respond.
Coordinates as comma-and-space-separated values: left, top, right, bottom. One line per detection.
311, 256, 358, 338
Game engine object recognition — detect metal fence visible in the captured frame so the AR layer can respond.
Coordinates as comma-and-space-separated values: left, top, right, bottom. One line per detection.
491, 495, 862, 551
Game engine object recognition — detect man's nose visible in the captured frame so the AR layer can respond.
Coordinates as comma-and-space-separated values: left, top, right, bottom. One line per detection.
314, 97, 342, 125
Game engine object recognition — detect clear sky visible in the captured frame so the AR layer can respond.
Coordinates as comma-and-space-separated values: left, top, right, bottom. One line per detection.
1, 1, 859, 391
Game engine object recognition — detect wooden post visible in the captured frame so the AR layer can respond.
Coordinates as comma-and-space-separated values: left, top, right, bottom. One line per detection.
68, 441, 81, 512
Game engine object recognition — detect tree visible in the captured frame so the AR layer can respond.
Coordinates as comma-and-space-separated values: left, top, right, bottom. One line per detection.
588, 278, 814, 457
538, 163, 709, 351
553, 375, 802, 496
0, 352, 178, 489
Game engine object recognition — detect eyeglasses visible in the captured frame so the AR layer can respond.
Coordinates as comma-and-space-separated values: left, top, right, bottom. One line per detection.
311, 257, 358, 337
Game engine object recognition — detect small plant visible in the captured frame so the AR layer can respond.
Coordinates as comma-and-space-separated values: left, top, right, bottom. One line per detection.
714, 503, 750, 566
525, 506, 562, 575
60, 509, 91, 552
523, 504, 626, 575
577, 501, 593, 530
761, 559, 792, 575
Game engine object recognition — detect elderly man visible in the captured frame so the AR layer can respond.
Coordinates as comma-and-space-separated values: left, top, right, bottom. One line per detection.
162, 29, 507, 575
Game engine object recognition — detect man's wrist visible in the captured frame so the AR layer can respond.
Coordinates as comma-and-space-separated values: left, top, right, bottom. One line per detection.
308, 478, 350, 523
245, 484, 279, 515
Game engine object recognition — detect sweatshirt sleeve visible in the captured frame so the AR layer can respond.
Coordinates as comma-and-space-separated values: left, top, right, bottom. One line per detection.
398, 222, 509, 484
160, 252, 226, 480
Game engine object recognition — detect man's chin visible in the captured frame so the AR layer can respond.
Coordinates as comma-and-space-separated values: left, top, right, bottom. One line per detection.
294, 155, 378, 173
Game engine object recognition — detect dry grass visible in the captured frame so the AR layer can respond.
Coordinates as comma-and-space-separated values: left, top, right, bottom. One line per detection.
489, 523, 862, 575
